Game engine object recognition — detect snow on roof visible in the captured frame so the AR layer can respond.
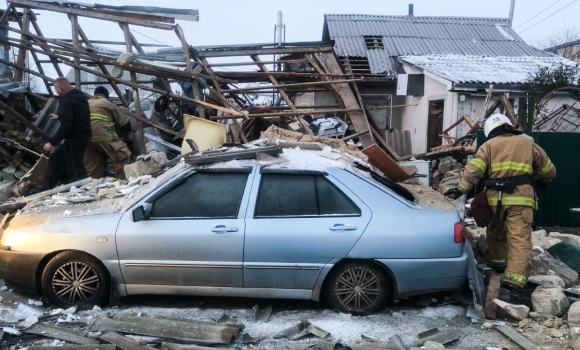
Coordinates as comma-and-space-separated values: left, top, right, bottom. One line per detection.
399, 54, 574, 84
323, 14, 552, 76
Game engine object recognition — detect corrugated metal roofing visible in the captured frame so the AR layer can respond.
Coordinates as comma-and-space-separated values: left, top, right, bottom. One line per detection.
400, 55, 571, 84
325, 14, 554, 76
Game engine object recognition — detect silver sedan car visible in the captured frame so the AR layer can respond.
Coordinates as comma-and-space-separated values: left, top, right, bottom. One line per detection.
0, 151, 467, 315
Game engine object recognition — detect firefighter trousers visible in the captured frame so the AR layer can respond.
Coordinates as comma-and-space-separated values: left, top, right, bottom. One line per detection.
487, 205, 534, 287
84, 140, 131, 180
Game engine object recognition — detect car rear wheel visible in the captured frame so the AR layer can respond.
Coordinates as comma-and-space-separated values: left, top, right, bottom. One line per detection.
41, 251, 109, 308
324, 261, 390, 315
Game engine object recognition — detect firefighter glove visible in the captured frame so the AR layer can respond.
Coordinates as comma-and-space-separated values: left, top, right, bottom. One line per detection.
444, 187, 463, 200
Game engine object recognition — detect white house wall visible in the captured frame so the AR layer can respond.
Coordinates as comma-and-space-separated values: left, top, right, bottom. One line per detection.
401, 66, 456, 154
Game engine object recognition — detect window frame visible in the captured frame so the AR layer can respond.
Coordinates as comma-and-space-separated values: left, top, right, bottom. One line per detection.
146, 167, 252, 220
253, 170, 362, 219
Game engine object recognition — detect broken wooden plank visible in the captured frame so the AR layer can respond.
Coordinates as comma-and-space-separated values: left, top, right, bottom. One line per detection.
369, 124, 401, 161
251, 54, 313, 135
362, 144, 411, 183
398, 145, 476, 162
319, 52, 373, 147
10, 0, 175, 30
24, 323, 99, 345
500, 94, 518, 127
0, 99, 51, 141
495, 325, 543, 350
30, 346, 115, 350
484, 271, 502, 319
221, 78, 362, 93
90, 315, 241, 345
208, 108, 362, 120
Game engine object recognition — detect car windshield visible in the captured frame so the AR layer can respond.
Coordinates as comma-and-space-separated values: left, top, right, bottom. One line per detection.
353, 163, 417, 204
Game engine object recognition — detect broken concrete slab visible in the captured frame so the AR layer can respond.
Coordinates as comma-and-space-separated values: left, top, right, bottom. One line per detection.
548, 232, 580, 246
531, 251, 578, 287
567, 301, 580, 327
273, 321, 330, 341
99, 331, 155, 350
89, 315, 241, 345
418, 329, 460, 347
492, 299, 529, 320
124, 152, 168, 179
24, 323, 98, 345
252, 304, 273, 322
274, 321, 307, 340
531, 285, 569, 316
305, 323, 329, 339
528, 275, 565, 288
241, 333, 263, 344
494, 325, 543, 350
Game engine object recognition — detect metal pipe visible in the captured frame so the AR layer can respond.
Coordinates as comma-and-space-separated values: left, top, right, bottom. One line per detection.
508, 0, 516, 27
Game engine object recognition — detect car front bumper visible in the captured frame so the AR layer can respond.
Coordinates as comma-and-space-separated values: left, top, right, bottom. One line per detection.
0, 245, 44, 292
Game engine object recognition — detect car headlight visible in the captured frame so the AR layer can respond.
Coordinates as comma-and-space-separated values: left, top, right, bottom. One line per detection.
1, 227, 29, 248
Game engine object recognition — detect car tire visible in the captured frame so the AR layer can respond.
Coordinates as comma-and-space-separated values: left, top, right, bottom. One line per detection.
41, 251, 110, 309
324, 261, 390, 315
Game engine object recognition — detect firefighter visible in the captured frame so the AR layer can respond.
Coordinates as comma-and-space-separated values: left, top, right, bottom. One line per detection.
83, 86, 133, 179
446, 114, 556, 291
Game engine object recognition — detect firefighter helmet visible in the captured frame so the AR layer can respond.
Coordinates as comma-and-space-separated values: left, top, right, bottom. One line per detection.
484, 114, 512, 137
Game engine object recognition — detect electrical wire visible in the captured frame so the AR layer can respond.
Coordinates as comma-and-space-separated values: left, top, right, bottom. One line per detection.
518, 0, 578, 34
514, 0, 561, 29
129, 28, 167, 46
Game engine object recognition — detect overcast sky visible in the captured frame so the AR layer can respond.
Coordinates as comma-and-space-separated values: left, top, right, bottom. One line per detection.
2, 0, 579, 48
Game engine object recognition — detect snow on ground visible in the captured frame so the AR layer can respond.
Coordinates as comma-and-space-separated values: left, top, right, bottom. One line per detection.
72, 299, 511, 349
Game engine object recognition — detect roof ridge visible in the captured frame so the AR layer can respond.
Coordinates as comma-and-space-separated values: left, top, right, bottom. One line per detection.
324, 14, 510, 22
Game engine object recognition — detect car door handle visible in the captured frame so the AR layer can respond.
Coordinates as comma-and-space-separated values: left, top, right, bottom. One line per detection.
329, 224, 357, 232
211, 225, 239, 234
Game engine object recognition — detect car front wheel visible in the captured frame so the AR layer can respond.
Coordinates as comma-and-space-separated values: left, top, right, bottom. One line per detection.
324, 261, 390, 315
41, 251, 109, 308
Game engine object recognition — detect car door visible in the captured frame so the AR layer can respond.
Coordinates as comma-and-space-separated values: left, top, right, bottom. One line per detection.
243, 169, 372, 290
116, 167, 254, 293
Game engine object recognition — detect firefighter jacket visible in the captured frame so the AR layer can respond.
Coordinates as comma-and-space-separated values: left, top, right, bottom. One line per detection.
457, 134, 556, 208
88, 95, 130, 143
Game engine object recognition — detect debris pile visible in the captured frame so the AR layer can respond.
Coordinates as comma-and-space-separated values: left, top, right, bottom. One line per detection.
465, 225, 580, 349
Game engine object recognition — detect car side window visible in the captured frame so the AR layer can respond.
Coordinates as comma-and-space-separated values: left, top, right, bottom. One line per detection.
254, 173, 361, 218
150, 172, 248, 219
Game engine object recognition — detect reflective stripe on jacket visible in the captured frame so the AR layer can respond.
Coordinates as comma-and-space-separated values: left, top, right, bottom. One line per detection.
88, 95, 130, 143
457, 134, 556, 208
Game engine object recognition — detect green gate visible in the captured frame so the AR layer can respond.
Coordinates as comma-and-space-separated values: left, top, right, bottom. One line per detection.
476, 131, 580, 227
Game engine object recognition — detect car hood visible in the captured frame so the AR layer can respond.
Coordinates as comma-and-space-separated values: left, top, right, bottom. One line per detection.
9, 198, 124, 232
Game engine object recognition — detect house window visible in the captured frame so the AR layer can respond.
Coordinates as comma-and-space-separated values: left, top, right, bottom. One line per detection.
363, 36, 384, 50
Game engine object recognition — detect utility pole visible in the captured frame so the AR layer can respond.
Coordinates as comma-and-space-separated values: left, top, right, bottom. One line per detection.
508, 0, 516, 27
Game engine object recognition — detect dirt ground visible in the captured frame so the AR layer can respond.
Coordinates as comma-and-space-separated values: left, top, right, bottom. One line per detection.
1, 279, 573, 350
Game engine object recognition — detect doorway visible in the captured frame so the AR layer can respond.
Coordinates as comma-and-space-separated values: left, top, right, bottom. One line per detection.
427, 100, 444, 150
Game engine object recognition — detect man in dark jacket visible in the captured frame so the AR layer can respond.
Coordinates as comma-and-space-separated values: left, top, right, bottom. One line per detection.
42, 77, 91, 190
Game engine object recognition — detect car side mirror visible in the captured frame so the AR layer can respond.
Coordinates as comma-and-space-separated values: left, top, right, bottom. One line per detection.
131, 203, 152, 222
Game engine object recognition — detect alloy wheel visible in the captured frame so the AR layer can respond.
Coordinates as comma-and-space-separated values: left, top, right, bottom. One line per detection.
334, 266, 381, 311
52, 261, 101, 304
